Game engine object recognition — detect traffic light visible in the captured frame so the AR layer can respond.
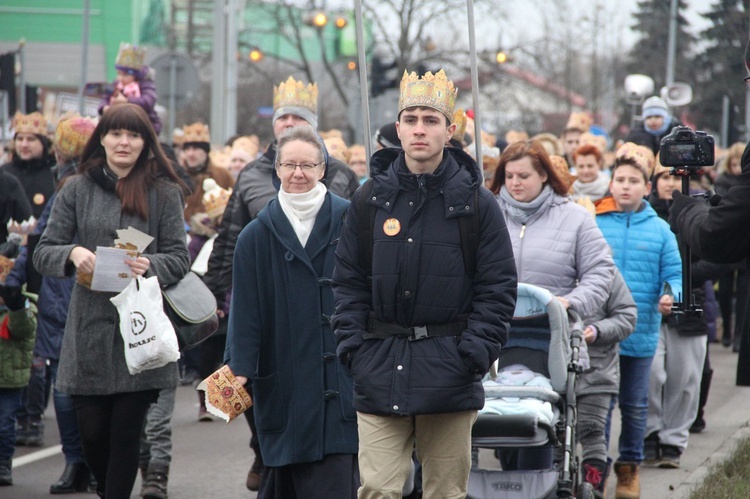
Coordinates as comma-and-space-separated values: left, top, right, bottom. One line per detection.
304, 12, 328, 29
371, 57, 398, 97
248, 49, 263, 62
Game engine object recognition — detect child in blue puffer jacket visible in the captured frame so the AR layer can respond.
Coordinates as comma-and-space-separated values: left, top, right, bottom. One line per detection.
594, 143, 682, 498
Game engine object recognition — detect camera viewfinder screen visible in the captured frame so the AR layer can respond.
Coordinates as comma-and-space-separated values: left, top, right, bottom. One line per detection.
668, 143, 696, 161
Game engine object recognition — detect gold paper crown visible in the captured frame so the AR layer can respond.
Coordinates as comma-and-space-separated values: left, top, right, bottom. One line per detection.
579, 132, 607, 153
452, 108, 467, 141
565, 112, 592, 133
202, 178, 232, 219
273, 76, 318, 114
615, 142, 655, 179
550, 155, 576, 192
182, 122, 211, 144
13, 111, 47, 136
398, 69, 457, 120
505, 130, 529, 145
209, 146, 231, 169
115, 43, 146, 71
54, 113, 96, 159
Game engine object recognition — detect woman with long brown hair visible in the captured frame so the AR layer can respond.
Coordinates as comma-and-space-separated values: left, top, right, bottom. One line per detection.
490, 139, 616, 493
34, 103, 189, 499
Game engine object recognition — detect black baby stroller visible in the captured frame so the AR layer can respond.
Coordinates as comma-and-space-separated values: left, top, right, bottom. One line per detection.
468, 283, 594, 499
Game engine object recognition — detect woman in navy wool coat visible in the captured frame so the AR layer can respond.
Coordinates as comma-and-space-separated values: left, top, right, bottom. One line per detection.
225, 125, 358, 499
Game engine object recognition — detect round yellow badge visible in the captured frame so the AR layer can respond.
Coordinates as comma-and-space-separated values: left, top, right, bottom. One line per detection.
383, 218, 401, 236
33, 193, 45, 206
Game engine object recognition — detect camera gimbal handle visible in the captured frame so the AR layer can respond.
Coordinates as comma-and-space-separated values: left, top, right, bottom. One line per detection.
669, 167, 704, 320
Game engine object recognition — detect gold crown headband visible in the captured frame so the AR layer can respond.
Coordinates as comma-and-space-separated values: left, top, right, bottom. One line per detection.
398, 69, 457, 121
273, 77, 318, 114
182, 122, 211, 144
13, 111, 47, 136
115, 43, 146, 71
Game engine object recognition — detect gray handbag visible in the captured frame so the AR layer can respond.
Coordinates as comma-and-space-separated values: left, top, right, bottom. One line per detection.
148, 187, 219, 350
162, 271, 220, 351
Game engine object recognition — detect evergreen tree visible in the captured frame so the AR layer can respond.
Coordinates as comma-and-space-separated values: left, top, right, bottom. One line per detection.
625, 0, 695, 89
693, 0, 749, 140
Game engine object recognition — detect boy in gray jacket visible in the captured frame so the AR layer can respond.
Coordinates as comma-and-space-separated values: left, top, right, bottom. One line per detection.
577, 269, 637, 498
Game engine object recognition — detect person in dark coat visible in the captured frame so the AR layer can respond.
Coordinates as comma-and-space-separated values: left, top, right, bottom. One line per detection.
203, 75, 359, 492
669, 39, 750, 388
624, 96, 681, 155
331, 69, 518, 498
0, 170, 31, 242
225, 125, 358, 499
6, 114, 97, 493
34, 104, 189, 499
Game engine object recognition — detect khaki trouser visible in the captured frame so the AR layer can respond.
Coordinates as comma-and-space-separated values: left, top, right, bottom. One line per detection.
357, 410, 477, 499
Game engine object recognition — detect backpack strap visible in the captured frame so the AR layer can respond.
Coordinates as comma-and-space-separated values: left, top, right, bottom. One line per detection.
458, 188, 481, 278
357, 179, 377, 277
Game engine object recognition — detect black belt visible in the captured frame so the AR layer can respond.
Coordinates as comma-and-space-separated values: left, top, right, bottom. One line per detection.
363, 319, 467, 341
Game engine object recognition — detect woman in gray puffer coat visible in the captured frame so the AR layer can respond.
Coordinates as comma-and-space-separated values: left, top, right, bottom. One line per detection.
490, 139, 616, 483
34, 104, 189, 499
491, 140, 614, 318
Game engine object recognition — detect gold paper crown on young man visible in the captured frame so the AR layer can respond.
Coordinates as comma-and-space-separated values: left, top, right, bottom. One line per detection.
398, 69, 457, 121
115, 43, 146, 71
182, 122, 211, 144
13, 111, 47, 136
273, 76, 318, 114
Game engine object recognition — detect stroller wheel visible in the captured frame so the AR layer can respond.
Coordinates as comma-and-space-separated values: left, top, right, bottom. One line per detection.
577, 482, 597, 499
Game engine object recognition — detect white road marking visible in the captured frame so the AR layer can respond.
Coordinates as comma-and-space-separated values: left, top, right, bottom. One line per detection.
12, 445, 62, 467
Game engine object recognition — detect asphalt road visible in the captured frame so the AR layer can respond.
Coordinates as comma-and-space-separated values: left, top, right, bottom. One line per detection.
6, 341, 750, 498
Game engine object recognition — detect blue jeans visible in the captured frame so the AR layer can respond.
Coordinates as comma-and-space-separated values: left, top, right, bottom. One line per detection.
0, 388, 23, 461
615, 355, 653, 463
49, 359, 85, 463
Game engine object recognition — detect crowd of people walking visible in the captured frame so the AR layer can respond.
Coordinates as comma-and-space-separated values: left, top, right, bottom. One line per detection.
2, 38, 750, 499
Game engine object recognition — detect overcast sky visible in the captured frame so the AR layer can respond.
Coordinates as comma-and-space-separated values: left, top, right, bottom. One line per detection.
487, 0, 712, 51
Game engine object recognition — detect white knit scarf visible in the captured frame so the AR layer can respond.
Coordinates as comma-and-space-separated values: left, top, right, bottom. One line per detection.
277, 182, 327, 247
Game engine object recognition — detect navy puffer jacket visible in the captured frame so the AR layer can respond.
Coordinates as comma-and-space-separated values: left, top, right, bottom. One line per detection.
332, 147, 517, 416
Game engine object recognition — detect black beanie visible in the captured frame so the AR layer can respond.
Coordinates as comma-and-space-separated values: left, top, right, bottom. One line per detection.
183, 141, 211, 154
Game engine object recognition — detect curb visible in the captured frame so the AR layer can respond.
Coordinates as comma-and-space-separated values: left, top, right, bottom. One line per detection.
668, 422, 750, 498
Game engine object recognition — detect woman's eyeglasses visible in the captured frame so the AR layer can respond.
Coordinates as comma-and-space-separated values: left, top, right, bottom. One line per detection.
277, 162, 323, 171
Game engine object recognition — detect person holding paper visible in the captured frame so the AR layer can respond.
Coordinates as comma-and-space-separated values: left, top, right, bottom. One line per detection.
225, 125, 358, 499
33, 103, 189, 499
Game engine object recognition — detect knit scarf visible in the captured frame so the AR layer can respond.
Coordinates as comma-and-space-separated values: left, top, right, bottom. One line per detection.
498, 184, 554, 225
277, 182, 327, 247
571, 173, 610, 202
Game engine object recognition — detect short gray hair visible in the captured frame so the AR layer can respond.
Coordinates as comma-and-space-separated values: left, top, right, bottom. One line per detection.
276, 125, 325, 166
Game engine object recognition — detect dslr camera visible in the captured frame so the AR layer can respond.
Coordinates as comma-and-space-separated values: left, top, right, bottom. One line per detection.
659, 126, 715, 168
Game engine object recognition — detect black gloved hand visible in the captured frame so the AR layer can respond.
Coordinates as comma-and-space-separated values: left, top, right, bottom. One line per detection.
668, 189, 701, 234
0, 285, 25, 311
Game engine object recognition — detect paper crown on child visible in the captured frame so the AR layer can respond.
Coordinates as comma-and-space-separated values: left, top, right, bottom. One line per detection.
6, 217, 37, 246
181, 122, 211, 145
615, 142, 655, 180
115, 43, 146, 72
452, 108, 468, 142
398, 69, 457, 121
13, 112, 47, 136
54, 113, 96, 159
273, 76, 318, 115
202, 179, 232, 219
564, 112, 592, 133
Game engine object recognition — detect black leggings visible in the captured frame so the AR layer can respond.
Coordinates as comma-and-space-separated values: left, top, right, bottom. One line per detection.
72, 390, 159, 499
